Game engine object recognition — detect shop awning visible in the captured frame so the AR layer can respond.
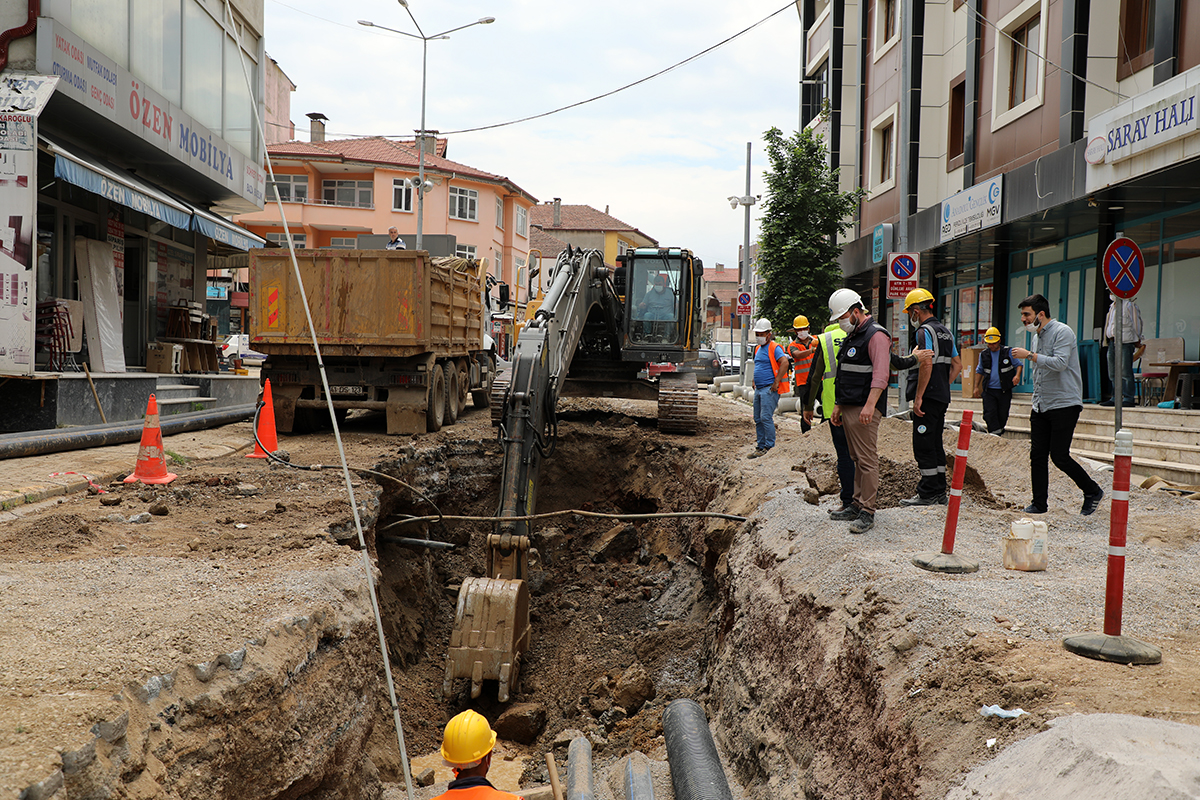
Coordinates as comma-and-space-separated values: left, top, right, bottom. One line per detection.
44, 136, 193, 230
190, 206, 265, 251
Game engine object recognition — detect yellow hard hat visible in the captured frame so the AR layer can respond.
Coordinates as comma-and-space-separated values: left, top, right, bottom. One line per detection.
903, 288, 935, 312
441, 709, 497, 767
791, 314, 809, 330
983, 327, 1002, 343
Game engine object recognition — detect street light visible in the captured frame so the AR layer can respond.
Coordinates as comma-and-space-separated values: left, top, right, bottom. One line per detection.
729, 143, 757, 386
358, 6, 495, 251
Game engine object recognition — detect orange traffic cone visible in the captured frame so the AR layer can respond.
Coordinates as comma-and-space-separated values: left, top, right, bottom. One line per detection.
248, 378, 279, 458
124, 394, 178, 485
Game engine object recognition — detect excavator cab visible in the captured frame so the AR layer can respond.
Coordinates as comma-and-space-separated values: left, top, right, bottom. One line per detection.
618, 248, 703, 361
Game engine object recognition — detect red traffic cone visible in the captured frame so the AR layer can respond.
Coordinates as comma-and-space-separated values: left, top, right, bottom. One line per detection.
124, 394, 178, 485
248, 378, 279, 458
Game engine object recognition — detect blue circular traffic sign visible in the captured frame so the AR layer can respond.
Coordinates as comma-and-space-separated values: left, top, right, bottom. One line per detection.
737, 292, 751, 306
891, 254, 917, 279
1103, 237, 1144, 299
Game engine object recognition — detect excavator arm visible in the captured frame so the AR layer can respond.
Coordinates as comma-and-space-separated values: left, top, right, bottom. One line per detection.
444, 247, 612, 701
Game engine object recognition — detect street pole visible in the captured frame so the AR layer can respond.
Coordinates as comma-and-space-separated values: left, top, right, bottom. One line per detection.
416, 37, 428, 252
740, 142, 752, 388
896, 0, 912, 414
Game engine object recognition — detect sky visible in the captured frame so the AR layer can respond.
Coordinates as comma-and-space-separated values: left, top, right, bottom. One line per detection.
261, 0, 804, 270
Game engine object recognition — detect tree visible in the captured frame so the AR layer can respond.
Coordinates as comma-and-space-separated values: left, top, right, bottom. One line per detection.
756, 126, 864, 337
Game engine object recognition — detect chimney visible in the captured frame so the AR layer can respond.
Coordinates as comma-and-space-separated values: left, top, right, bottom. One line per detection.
418, 130, 440, 157
306, 112, 328, 142
553, 198, 561, 227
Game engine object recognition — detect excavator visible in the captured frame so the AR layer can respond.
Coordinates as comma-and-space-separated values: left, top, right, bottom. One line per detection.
443, 246, 704, 701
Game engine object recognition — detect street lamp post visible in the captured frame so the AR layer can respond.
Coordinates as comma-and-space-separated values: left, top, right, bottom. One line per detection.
728, 142, 757, 387
359, 4, 494, 252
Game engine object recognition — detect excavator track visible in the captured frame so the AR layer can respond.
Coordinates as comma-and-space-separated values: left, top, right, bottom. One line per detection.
657, 372, 698, 434
490, 369, 511, 426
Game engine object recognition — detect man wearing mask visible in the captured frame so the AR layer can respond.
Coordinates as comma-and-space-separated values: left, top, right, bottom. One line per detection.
899, 288, 962, 506
1011, 294, 1104, 516
637, 273, 675, 321
786, 315, 817, 434
827, 289, 890, 534
749, 318, 790, 458
1102, 293, 1143, 407
973, 327, 1021, 433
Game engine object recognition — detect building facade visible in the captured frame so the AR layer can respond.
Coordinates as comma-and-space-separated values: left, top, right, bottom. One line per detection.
0, 0, 267, 388
802, 0, 1200, 396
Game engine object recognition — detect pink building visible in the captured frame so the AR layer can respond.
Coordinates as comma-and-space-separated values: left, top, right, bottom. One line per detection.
234, 131, 537, 290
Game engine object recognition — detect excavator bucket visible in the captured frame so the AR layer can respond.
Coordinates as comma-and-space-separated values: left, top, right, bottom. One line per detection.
443, 534, 532, 702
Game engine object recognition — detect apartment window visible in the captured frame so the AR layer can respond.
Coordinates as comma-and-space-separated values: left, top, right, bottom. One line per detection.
1009, 17, 1041, 108
266, 232, 306, 248
1118, 0, 1156, 80
516, 206, 528, 237
873, 0, 899, 60
267, 175, 308, 202
947, 74, 966, 169
991, 0, 1047, 131
869, 105, 898, 193
618, 241, 628, 256
449, 186, 479, 221
322, 180, 373, 208
392, 179, 413, 212
496, 197, 505, 228
330, 237, 357, 249
803, 60, 830, 128
456, 243, 478, 259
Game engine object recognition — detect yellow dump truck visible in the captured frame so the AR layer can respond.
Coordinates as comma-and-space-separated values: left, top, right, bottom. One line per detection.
249, 249, 496, 434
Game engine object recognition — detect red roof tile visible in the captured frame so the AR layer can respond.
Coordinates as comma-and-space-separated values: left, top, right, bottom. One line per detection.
529, 227, 570, 260
530, 203, 645, 233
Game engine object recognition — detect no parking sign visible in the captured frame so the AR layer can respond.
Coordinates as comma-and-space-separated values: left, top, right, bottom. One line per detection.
1103, 237, 1145, 298
887, 253, 920, 299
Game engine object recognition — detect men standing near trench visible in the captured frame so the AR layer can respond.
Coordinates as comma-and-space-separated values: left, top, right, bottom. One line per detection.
749, 318, 790, 458
899, 288, 962, 507
787, 315, 817, 434
973, 327, 1021, 434
434, 709, 520, 799
827, 289, 890, 534
1011, 294, 1105, 516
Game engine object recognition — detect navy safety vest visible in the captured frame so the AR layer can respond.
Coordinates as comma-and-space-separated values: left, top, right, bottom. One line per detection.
835, 320, 890, 415
905, 316, 956, 405
977, 346, 1017, 395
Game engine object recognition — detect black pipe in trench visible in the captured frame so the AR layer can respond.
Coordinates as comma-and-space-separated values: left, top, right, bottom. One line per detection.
663, 699, 734, 800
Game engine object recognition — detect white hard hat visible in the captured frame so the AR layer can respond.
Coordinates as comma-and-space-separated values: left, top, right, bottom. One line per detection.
828, 288, 863, 322
752, 318, 772, 333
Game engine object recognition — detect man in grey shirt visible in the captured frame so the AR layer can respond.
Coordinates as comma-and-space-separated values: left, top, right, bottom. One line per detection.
1011, 294, 1104, 516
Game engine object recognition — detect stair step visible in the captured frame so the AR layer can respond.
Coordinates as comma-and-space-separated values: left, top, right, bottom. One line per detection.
157, 396, 217, 413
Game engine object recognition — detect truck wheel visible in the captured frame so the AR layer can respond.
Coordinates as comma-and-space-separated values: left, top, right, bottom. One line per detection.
427, 364, 446, 432
446, 366, 460, 424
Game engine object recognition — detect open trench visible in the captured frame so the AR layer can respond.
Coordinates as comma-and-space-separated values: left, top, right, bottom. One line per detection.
22, 406, 953, 799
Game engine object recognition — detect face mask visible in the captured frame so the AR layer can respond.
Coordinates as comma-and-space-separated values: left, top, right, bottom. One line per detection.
1023, 319, 1041, 334
838, 316, 855, 334
755, 335, 767, 345
797, 330, 810, 341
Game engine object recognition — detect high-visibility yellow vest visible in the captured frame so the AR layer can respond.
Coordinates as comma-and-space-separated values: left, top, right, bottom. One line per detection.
816, 324, 846, 417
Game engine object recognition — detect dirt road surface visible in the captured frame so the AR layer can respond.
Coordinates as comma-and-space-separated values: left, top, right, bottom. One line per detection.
2, 392, 1199, 798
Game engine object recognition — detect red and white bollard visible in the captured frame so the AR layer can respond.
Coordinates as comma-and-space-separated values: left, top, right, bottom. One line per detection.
1063, 429, 1162, 664
912, 410, 979, 574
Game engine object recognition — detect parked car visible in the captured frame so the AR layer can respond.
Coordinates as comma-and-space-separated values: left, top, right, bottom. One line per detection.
712, 341, 753, 375
221, 334, 266, 363
677, 348, 726, 384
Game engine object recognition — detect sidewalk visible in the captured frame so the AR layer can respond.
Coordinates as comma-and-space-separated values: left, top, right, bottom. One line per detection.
0, 422, 256, 519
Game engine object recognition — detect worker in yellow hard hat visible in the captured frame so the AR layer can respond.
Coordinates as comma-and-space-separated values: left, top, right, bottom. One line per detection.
899, 288, 962, 507
434, 710, 519, 799
973, 326, 1021, 434
786, 314, 817, 434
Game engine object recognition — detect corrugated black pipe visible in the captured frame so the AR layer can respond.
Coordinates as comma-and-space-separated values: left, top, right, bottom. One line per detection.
663, 699, 733, 800
0, 404, 255, 460
0, 0, 39, 72
566, 736, 595, 800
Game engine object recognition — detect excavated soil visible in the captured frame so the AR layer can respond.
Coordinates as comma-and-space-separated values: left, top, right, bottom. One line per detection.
3, 393, 1200, 799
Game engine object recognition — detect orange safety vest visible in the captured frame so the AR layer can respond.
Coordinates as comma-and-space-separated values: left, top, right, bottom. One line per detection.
787, 340, 817, 390
433, 784, 520, 800
754, 340, 785, 384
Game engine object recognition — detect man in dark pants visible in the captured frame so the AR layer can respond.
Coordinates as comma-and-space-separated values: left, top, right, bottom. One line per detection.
973, 326, 1022, 433
900, 289, 962, 506
804, 321, 855, 513
1011, 294, 1105, 516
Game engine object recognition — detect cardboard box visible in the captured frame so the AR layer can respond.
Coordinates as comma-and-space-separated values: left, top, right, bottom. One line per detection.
147, 342, 183, 374
960, 345, 984, 397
